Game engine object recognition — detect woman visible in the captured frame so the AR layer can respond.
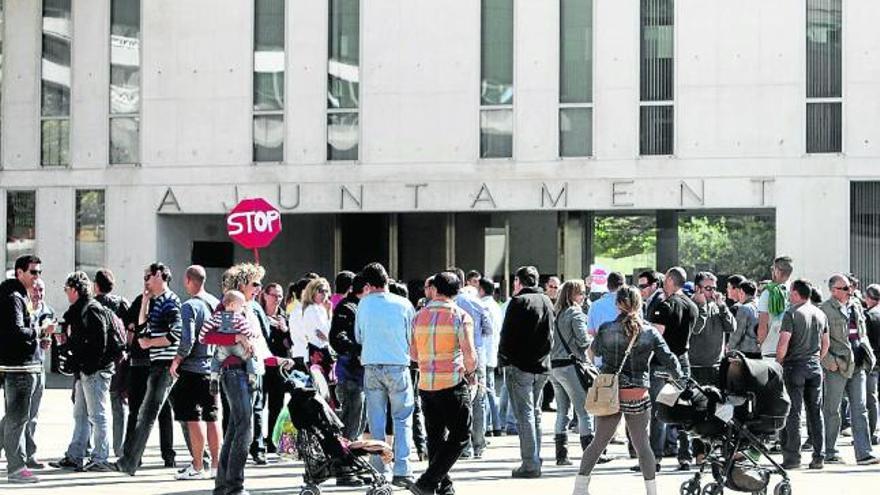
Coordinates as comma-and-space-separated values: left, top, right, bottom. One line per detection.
549, 280, 593, 465
574, 286, 681, 495
260, 282, 290, 453
300, 278, 335, 397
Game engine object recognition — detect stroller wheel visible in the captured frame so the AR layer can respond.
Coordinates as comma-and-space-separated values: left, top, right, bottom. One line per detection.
300, 484, 321, 495
680, 478, 701, 495
773, 481, 792, 495
367, 484, 394, 495
702, 483, 723, 495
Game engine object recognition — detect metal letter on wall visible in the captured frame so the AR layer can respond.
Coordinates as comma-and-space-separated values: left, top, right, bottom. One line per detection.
340, 185, 364, 210
471, 183, 497, 209
541, 182, 568, 208
611, 181, 634, 207
679, 179, 705, 206
157, 187, 182, 213
278, 184, 301, 210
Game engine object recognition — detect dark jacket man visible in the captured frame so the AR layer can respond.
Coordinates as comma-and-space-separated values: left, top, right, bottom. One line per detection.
0, 278, 39, 369
330, 292, 364, 383
63, 297, 113, 376
498, 286, 554, 374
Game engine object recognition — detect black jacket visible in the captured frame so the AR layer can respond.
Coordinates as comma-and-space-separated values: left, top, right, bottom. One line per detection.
64, 296, 112, 375
0, 278, 39, 368
330, 293, 364, 379
498, 287, 554, 374
867, 307, 880, 369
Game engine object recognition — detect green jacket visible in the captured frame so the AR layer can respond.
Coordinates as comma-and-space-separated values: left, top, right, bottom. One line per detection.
819, 297, 865, 378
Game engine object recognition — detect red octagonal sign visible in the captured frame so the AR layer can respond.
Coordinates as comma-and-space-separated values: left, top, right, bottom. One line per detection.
226, 198, 282, 250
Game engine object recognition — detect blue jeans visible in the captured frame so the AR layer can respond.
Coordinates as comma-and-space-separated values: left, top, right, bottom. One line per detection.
111, 389, 128, 458
67, 370, 112, 463
118, 363, 175, 473
506, 366, 548, 472
782, 360, 824, 462
866, 370, 879, 438
214, 368, 254, 495
824, 368, 873, 460
464, 364, 487, 454
338, 378, 366, 440
485, 366, 501, 432
364, 364, 414, 477
497, 368, 517, 432
2, 372, 38, 474
550, 365, 593, 436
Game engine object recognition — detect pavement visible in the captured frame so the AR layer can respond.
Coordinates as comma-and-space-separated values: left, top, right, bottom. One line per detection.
2, 388, 880, 494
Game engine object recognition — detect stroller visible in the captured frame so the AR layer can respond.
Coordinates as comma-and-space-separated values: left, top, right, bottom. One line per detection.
282, 368, 393, 495
656, 351, 792, 495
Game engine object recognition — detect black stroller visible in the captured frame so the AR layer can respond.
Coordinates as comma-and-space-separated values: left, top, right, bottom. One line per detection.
656, 352, 792, 495
282, 368, 393, 495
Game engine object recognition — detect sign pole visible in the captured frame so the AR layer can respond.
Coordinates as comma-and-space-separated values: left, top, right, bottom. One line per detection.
253, 248, 261, 265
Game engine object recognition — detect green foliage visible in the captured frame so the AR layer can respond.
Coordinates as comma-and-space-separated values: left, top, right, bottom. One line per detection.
678, 215, 774, 280
593, 216, 657, 260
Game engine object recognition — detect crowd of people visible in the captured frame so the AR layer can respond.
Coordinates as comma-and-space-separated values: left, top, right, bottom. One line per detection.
1, 253, 880, 495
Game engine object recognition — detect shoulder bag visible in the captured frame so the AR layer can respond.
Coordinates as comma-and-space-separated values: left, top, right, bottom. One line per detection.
585, 329, 639, 417
553, 317, 599, 390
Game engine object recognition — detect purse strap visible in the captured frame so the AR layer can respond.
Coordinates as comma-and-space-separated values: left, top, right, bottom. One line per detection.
614, 329, 640, 376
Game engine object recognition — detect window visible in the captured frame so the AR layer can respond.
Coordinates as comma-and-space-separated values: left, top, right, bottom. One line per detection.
559, 0, 592, 157
852, 182, 880, 285
328, 0, 359, 161
5, 191, 36, 273
75, 190, 105, 274
110, 0, 140, 164
41, 0, 72, 166
480, 0, 513, 159
254, 0, 284, 162
639, 0, 673, 156
806, 0, 842, 153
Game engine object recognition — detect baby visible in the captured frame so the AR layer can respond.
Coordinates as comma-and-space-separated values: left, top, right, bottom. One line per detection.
199, 290, 258, 395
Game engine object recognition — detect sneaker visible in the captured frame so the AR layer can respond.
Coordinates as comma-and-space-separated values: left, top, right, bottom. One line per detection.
781, 459, 801, 470
677, 462, 691, 471
511, 467, 541, 479
8, 468, 39, 484
825, 455, 845, 464
473, 449, 484, 460
841, 427, 853, 437
856, 454, 880, 466
25, 459, 45, 470
392, 475, 416, 488
85, 461, 116, 472
49, 456, 82, 470
175, 464, 208, 480
809, 458, 824, 470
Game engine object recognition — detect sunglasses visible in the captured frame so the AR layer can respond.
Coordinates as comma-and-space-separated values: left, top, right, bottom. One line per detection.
638, 283, 652, 289
143, 274, 154, 281
701, 286, 717, 292
317, 288, 330, 294
833, 286, 851, 292
251, 282, 263, 288
29, 269, 42, 276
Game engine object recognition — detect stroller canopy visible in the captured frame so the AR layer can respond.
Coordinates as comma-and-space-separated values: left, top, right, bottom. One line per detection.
720, 351, 790, 420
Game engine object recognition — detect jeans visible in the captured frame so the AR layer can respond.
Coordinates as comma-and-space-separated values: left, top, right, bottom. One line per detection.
364, 364, 414, 477
250, 375, 266, 455
649, 354, 691, 462
782, 360, 824, 462
411, 367, 427, 455
824, 368, 873, 460
550, 365, 593, 436
505, 366, 548, 472
67, 370, 112, 463
2, 373, 38, 474
214, 368, 254, 495
418, 381, 471, 491
110, 389, 128, 458
118, 363, 175, 473
497, 368, 516, 431
126, 364, 175, 463
0, 371, 43, 463
338, 378, 366, 440
464, 364, 486, 455
485, 366, 501, 432
866, 370, 879, 438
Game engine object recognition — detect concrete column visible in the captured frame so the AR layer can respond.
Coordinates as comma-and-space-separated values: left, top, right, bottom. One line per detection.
560, 211, 585, 280
388, 213, 399, 279
656, 210, 679, 272
287, 0, 328, 163
36, 188, 75, 310
2, 0, 41, 169
445, 213, 456, 268
514, 0, 558, 161
71, 0, 110, 168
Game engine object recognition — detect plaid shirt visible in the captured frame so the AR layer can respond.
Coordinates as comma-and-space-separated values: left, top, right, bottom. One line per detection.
411, 299, 474, 391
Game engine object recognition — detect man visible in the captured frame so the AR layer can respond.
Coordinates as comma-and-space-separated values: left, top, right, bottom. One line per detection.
587, 272, 625, 336
52, 272, 115, 472
92, 269, 131, 459
354, 262, 416, 487
478, 278, 504, 437
330, 273, 370, 486
689, 272, 735, 386
115, 262, 183, 475
776, 279, 829, 470
725, 274, 746, 316
466, 270, 482, 290
758, 256, 793, 360
447, 267, 492, 459
648, 266, 699, 471
408, 272, 478, 495
819, 273, 880, 465
331, 270, 355, 310
729, 280, 762, 358
498, 266, 554, 478
169, 266, 220, 480
0, 255, 44, 484
544, 276, 561, 305
638, 270, 665, 320
865, 284, 880, 445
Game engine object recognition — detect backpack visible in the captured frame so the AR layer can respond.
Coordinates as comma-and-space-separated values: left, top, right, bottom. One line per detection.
89, 303, 127, 366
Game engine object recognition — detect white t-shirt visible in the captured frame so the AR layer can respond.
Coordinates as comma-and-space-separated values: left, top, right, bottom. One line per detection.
302, 304, 331, 349
287, 306, 309, 360
757, 288, 787, 357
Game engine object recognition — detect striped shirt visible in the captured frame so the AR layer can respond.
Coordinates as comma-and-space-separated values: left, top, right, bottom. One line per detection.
199, 311, 257, 342
411, 299, 473, 391
147, 290, 183, 363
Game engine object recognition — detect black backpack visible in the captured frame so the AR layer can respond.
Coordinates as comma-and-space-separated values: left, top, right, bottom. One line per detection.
89, 303, 127, 366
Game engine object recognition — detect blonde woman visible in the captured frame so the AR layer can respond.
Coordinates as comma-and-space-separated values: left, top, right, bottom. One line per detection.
573, 286, 681, 495
300, 278, 335, 390
549, 280, 593, 465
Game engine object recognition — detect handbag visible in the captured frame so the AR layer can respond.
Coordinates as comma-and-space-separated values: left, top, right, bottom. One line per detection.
553, 318, 599, 390
585, 330, 639, 417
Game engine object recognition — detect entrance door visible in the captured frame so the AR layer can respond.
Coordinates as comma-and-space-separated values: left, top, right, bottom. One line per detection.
339, 214, 389, 273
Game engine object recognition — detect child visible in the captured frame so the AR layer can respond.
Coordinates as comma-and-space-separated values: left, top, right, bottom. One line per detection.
200, 290, 258, 394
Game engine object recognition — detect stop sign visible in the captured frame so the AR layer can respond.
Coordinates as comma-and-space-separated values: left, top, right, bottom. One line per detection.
226, 198, 282, 249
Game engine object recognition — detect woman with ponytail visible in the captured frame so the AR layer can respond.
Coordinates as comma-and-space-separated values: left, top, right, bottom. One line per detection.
572, 285, 682, 495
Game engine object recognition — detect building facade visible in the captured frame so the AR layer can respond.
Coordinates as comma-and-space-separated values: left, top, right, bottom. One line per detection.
0, 0, 876, 308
